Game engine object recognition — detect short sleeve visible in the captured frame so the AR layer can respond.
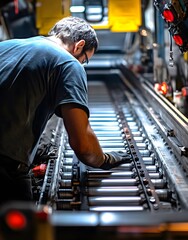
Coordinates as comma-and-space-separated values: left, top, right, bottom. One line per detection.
52, 61, 90, 117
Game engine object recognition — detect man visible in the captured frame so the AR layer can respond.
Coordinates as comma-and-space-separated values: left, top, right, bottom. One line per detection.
0, 16, 131, 204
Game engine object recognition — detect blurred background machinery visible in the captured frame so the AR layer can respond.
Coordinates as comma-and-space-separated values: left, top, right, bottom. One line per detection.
1, 0, 188, 240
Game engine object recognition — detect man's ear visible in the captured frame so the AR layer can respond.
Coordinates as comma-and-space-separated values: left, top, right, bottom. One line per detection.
73, 40, 85, 54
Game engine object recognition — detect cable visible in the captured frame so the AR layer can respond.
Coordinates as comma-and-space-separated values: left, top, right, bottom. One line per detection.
169, 27, 174, 67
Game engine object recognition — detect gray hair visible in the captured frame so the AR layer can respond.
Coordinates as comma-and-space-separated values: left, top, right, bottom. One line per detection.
48, 16, 99, 52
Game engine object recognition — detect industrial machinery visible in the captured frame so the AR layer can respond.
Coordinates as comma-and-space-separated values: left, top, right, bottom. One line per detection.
153, 0, 188, 116
1, 1, 188, 240
154, 0, 188, 53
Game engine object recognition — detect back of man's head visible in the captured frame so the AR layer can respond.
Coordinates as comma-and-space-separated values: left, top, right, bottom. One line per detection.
48, 16, 99, 53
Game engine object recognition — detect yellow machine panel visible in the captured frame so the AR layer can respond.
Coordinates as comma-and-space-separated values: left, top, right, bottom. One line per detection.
36, 0, 142, 34
108, 0, 142, 32
36, 0, 70, 35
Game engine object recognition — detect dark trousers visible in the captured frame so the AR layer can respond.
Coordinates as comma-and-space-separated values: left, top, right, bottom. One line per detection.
0, 155, 33, 206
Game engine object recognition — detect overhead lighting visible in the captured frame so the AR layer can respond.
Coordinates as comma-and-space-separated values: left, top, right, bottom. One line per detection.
70, 6, 85, 13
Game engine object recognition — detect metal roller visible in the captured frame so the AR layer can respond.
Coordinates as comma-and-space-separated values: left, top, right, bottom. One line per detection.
63, 150, 74, 158
142, 157, 155, 165
61, 158, 73, 165
96, 136, 123, 141
151, 179, 167, 188
90, 121, 119, 126
86, 178, 138, 187
136, 142, 148, 149
128, 125, 139, 131
132, 131, 142, 137
89, 206, 144, 211
88, 196, 143, 206
90, 109, 115, 113
125, 117, 135, 122
91, 130, 122, 136
90, 113, 116, 117
100, 147, 126, 151
87, 186, 141, 196
149, 172, 163, 179
108, 162, 134, 170
87, 170, 136, 179
61, 172, 72, 179
146, 165, 158, 172
91, 125, 120, 130
95, 142, 125, 148
133, 136, 145, 143
155, 189, 171, 201
66, 142, 125, 149
90, 117, 117, 122
59, 179, 72, 188
66, 148, 126, 158
62, 165, 73, 172
58, 189, 73, 199
127, 122, 137, 128
139, 150, 151, 157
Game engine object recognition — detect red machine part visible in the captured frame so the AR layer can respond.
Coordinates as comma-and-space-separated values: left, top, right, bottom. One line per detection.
32, 164, 47, 177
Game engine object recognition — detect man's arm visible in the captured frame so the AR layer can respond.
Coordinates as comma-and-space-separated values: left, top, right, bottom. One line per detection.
60, 103, 105, 168
60, 103, 132, 169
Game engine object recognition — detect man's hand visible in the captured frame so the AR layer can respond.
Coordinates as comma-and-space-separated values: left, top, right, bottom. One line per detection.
100, 151, 132, 170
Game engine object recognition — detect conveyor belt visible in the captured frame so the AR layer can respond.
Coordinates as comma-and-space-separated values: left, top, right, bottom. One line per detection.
35, 79, 188, 213
4, 78, 188, 240
78, 81, 177, 212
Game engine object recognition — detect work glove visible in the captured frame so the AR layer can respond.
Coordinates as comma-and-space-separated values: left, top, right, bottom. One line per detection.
100, 151, 132, 170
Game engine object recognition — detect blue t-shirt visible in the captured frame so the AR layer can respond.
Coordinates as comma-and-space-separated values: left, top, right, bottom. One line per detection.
0, 36, 89, 165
